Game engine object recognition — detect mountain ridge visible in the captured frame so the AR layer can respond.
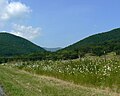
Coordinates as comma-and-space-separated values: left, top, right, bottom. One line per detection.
57, 28, 120, 59
0, 32, 45, 57
64, 28, 120, 50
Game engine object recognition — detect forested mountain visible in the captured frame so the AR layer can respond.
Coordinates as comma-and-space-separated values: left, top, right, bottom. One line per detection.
0, 33, 45, 57
0, 28, 120, 60
64, 28, 120, 50
57, 28, 120, 59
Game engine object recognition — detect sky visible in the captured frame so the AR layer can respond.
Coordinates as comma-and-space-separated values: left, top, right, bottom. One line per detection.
0, 0, 120, 48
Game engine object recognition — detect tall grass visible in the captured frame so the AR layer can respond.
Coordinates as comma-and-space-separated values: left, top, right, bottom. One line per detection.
2, 54, 120, 93
0, 66, 117, 96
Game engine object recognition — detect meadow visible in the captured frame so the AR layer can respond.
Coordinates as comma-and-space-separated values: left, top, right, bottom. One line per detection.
1, 53, 120, 95
1, 65, 119, 96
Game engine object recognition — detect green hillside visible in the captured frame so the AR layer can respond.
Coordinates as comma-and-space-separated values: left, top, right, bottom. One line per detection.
0, 33, 45, 57
57, 28, 120, 59
65, 28, 120, 49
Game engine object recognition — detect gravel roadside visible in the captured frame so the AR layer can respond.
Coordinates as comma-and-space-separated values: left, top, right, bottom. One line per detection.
0, 86, 6, 96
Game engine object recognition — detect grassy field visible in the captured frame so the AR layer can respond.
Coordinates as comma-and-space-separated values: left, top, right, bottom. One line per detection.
3, 53, 120, 93
0, 65, 119, 96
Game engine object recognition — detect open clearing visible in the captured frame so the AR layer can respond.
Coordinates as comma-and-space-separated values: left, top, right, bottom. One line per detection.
0, 65, 119, 96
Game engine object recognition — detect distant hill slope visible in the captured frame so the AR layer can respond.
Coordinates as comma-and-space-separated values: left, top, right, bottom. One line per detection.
0, 33, 45, 57
44, 47, 62, 52
65, 28, 120, 50
58, 28, 120, 57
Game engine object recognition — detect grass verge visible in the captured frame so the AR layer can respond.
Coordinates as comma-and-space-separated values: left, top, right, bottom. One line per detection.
0, 65, 119, 96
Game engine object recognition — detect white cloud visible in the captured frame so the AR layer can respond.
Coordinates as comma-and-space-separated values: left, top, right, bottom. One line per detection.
0, 1, 41, 40
0, 0, 31, 21
11, 24, 41, 40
